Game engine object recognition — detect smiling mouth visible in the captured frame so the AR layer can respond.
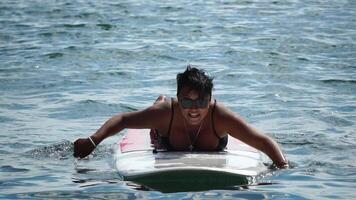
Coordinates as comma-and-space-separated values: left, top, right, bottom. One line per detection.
188, 113, 200, 119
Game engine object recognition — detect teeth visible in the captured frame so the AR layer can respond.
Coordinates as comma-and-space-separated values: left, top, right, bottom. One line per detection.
189, 113, 199, 118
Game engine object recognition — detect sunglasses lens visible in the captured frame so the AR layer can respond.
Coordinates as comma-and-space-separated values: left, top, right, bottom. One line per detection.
197, 99, 208, 108
181, 99, 193, 109
180, 98, 209, 109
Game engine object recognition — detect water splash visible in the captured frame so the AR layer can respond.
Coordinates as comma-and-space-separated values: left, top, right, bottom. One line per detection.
24, 140, 114, 160
25, 140, 74, 160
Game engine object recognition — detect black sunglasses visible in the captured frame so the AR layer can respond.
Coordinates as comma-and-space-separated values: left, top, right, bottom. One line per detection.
178, 97, 210, 109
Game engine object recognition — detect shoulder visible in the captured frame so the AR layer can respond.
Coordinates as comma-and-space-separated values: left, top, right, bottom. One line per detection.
212, 100, 245, 131
148, 97, 174, 131
120, 97, 173, 129
212, 100, 235, 119
144, 97, 172, 116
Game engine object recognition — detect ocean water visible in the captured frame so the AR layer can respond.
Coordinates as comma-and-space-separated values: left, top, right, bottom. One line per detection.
1, 0, 355, 199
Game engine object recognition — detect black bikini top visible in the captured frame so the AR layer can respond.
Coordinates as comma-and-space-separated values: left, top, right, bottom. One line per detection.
159, 98, 227, 151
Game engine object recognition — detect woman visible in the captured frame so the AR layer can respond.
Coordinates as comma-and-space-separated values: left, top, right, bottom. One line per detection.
74, 66, 288, 168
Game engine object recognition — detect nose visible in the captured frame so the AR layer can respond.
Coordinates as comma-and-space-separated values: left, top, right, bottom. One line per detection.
190, 102, 199, 110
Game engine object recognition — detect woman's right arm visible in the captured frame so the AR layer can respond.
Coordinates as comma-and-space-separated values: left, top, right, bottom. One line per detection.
73, 102, 169, 158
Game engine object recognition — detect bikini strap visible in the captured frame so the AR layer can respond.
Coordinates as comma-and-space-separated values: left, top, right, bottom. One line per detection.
211, 99, 221, 139
166, 97, 175, 136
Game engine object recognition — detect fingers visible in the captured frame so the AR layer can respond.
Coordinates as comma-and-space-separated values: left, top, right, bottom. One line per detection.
73, 138, 94, 159
73, 139, 85, 158
279, 162, 289, 169
73, 139, 80, 158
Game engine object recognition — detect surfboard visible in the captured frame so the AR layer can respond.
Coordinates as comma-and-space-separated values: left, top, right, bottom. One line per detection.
114, 129, 268, 192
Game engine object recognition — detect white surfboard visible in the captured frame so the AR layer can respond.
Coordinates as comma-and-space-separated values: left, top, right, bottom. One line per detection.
114, 129, 268, 192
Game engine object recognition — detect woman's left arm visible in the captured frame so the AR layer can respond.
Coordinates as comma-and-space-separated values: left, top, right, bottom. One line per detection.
216, 104, 289, 168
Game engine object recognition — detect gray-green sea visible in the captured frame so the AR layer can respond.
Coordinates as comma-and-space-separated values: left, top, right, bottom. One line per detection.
1, 0, 355, 199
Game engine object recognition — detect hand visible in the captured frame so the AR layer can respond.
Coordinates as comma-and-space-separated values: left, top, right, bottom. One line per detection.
276, 161, 289, 169
73, 138, 96, 158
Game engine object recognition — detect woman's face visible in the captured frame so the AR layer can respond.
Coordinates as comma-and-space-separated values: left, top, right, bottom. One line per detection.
178, 87, 210, 126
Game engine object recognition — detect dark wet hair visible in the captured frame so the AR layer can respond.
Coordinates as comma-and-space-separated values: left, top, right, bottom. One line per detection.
176, 65, 214, 98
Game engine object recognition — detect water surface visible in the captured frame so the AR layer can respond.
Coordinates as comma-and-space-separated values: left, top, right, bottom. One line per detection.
1, 0, 355, 199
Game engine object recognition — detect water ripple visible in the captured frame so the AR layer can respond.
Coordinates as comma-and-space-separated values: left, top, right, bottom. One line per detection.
0, 165, 29, 173
1, 0, 355, 198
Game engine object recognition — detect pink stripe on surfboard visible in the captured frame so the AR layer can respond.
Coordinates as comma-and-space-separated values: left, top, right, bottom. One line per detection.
119, 129, 153, 152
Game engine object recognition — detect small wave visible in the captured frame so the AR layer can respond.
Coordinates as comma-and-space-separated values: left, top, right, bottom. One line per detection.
279, 140, 315, 146
159, 6, 183, 12
44, 52, 64, 59
0, 67, 24, 73
0, 116, 15, 123
307, 109, 354, 127
155, 54, 183, 61
277, 133, 321, 146
25, 140, 74, 160
96, 23, 113, 31
320, 79, 356, 85
9, 188, 136, 199
94, 70, 133, 77
0, 103, 36, 110
0, 165, 29, 173
322, 115, 354, 127
38, 32, 54, 37
297, 57, 310, 61
75, 12, 99, 19
47, 100, 136, 120
62, 24, 86, 28
25, 140, 114, 160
